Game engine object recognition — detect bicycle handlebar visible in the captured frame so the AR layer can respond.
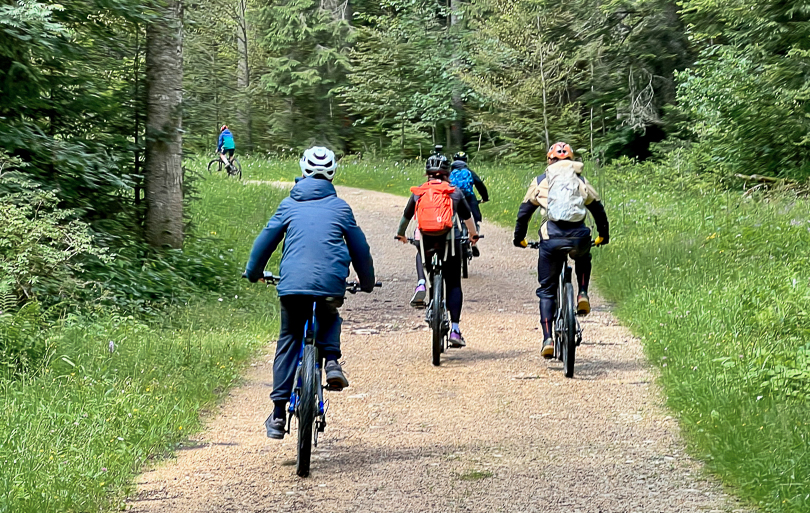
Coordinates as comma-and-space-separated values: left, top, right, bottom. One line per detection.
241, 272, 382, 293
525, 240, 596, 249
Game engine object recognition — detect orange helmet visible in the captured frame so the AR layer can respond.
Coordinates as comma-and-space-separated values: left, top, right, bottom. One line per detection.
547, 142, 573, 161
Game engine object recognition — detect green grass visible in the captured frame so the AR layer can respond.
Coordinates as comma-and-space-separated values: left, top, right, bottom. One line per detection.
251, 153, 808, 513
0, 165, 287, 512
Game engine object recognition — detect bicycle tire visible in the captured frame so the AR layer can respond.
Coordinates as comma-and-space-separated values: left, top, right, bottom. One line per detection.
296, 345, 317, 477
207, 159, 222, 173
431, 273, 443, 366
562, 282, 577, 378
228, 158, 242, 179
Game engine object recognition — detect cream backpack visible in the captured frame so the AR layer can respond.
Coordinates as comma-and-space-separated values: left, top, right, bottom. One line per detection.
546, 162, 586, 222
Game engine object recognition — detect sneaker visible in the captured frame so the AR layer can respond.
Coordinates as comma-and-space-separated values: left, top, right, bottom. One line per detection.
410, 283, 427, 308
449, 330, 466, 348
265, 414, 286, 439
471, 245, 480, 257
541, 338, 554, 359
576, 291, 590, 316
325, 360, 349, 390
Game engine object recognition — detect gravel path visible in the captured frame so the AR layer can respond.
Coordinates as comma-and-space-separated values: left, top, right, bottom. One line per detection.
127, 186, 748, 513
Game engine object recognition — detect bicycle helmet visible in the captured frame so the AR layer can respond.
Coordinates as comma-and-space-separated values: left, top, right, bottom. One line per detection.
452, 151, 468, 162
220, 125, 228, 132
300, 146, 337, 181
425, 154, 450, 175
547, 142, 573, 161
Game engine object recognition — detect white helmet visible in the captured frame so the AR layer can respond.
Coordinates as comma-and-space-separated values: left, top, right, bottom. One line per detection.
299, 146, 337, 181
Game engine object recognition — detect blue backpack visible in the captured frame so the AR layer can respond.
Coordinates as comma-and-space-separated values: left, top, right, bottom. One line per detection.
449, 167, 475, 198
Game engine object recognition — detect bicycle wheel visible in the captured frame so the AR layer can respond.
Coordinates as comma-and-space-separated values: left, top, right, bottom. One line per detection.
431, 273, 443, 366
207, 159, 222, 173
296, 345, 317, 477
562, 282, 577, 378
228, 158, 242, 179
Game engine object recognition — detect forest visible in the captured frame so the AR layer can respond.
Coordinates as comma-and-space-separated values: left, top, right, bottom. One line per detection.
2, 0, 810, 512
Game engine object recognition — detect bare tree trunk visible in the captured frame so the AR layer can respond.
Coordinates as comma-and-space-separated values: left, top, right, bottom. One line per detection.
145, 0, 184, 249
449, 0, 464, 153
539, 45, 550, 149
235, 0, 253, 151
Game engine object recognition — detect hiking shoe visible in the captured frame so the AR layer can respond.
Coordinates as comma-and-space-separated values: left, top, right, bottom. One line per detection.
577, 292, 590, 316
410, 283, 427, 308
541, 338, 554, 359
325, 360, 349, 390
471, 245, 480, 257
265, 414, 286, 439
449, 330, 466, 348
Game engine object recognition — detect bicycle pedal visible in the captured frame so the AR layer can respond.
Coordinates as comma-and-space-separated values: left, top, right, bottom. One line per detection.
324, 384, 345, 392
316, 419, 327, 433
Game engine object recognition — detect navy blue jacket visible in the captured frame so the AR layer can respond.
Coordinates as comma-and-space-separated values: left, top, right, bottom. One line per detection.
245, 177, 375, 296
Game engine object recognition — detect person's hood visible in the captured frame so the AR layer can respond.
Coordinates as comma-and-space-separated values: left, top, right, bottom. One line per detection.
290, 176, 337, 201
548, 159, 585, 175
450, 160, 468, 170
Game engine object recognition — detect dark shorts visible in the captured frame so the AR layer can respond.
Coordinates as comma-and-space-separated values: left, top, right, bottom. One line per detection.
222, 149, 234, 158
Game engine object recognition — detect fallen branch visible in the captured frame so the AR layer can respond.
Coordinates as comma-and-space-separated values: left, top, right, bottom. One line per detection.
734, 173, 781, 183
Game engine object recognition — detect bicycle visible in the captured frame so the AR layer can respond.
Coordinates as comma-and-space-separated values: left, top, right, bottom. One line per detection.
247, 271, 380, 477
207, 154, 242, 179
408, 237, 452, 366
527, 241, 590, 378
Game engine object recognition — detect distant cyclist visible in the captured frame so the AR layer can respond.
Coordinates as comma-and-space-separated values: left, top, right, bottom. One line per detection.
395, 154, 479, 347
449, 151, 489, 256
245, 146, 376, 439
512, 142, 609, 358
217, 125, 236, 166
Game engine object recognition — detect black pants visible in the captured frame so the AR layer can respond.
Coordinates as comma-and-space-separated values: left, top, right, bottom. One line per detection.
468, 196, 482, 227
272, 295, 343, 403
415, 234, 463, 323
536, 237, 592, 340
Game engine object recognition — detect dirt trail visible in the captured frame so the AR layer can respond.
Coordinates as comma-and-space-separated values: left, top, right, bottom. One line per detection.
127, 186, 747, 513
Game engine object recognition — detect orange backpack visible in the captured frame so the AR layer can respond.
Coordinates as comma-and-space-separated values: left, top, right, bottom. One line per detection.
410, 180, 455, 235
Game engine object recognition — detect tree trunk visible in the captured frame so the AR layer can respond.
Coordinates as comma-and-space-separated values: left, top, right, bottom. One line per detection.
235, 0, 253, 151
449, 0, 464, 153
145, 0, 184, 249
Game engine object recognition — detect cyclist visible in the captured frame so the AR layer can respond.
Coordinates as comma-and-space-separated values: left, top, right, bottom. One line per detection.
450, 151, 489, 256
395, 154, 479, 347
512, 142, 609, 358
245, 146, 376, 439
217, 125, 236, 166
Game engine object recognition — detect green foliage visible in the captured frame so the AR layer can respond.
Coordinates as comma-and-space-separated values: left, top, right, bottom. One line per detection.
0, 164, 109, 302
676, 1, 810, 179
337, 0, 467, 156
0, 302, 51, 377
255, 0, 353, 151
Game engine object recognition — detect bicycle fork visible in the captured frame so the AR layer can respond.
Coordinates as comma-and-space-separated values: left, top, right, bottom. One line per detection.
287, 305, 328, 443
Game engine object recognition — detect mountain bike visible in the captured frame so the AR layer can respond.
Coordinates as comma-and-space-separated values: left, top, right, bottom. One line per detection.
458, 225, 483, 279
207, 154, 242, 179
247, 271, 381, 477
408, 238, 450, 366
527, 241, 588, 378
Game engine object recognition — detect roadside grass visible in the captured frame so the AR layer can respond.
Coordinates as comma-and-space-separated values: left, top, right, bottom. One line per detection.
0, 167, 285, 512
239, 153, 810, 513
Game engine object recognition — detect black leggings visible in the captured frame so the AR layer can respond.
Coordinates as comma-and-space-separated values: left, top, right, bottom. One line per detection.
536, 237, 592, 340
415, 236, 463, 323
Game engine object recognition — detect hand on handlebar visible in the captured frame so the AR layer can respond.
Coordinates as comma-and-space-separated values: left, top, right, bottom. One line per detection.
594, 236, 609, 247
513, 239, 528, 248
395, 235, 409, 244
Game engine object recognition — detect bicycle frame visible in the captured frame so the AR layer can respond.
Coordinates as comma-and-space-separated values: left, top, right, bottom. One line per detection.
288, 302, 327, 442
553, 257, 582, 359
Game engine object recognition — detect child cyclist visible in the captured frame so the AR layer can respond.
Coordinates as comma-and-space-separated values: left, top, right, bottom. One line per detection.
512, 142, 609, 358
449, 151, 489, 256
244, 146, 376, 439
395, 154, 479, 347
217, 125, 236, 164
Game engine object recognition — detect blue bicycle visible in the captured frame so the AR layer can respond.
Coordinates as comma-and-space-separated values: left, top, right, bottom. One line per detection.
253, 271, 380, 477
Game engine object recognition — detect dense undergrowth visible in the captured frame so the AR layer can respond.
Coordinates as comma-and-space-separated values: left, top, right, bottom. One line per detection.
0, 166, 285, 512
242, 154, 810, 513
